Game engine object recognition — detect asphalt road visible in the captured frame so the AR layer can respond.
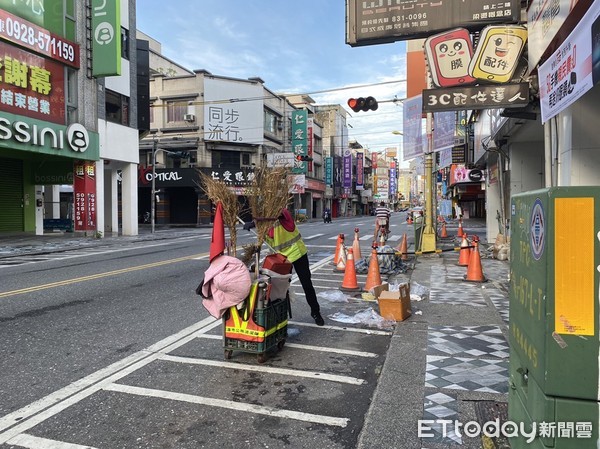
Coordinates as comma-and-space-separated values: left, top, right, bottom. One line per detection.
0, 215, 411, 449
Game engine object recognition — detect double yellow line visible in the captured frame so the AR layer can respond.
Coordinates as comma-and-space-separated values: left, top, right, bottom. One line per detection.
0, 253, 207, 299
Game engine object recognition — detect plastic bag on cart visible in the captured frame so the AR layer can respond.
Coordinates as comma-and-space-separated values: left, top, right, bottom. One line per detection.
200, 255, 252, 318
259, 268, 292, 301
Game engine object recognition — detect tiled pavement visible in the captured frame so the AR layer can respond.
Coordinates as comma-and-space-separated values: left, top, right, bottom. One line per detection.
421, 255, 510, 447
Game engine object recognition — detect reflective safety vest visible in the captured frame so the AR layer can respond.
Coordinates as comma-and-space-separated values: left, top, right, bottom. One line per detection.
266, 221, 307, 263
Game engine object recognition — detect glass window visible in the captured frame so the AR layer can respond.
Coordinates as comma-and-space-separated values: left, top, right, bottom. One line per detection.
264, 110, 277, 134
167, 101, 187, 122
105, 89, 130, 126
121, 27, 129, 60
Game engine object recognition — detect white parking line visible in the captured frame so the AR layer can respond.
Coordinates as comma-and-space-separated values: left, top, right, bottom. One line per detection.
7, 433, 98, 449
193, 334, 378, 358
159, 354, 365, 385
0, 317, 221, 444
104, 383, 349, 428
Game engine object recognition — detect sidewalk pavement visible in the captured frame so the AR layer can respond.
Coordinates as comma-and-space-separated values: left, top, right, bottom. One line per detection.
358, 223, 511, 449
0, 218, 511, 449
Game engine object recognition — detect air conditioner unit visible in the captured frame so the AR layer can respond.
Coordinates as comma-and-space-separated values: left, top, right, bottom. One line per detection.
183, 113, 195, 122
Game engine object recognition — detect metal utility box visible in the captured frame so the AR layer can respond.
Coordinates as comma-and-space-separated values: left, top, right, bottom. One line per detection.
509, 188, 600, 448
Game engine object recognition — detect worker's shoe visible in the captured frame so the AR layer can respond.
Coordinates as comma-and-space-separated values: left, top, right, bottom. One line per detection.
311, 312, 325, 326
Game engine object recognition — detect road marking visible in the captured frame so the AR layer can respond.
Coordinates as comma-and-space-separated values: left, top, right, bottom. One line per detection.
288, 321, 392, 335
303, 233, 324, 240
359, 235, 372, 240
7, 433, 98, 449
0, 254, 207, 298
0, 317, 221, 443
193, 335, 378, 358
159, 354, 365, 385
104, 383, 349, 428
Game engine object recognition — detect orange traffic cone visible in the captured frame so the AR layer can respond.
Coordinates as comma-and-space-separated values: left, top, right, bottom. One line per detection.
457, 233, 470, 266
333, 234, 345, 265
352, 227, 362, 261
464, 236, 487, 282
364, 247, 382, 291
334, 244, 347, 272
439, 221, 448, 238
457, 219, 464, 238
398, 233, 408, 260
341, 248, 360, 291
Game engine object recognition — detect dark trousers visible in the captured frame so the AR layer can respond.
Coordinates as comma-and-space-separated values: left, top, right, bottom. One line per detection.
292, 253, 320, 314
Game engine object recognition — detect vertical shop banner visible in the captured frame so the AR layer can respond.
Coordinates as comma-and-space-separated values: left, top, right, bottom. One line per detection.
325, 157, 333, 186
539, 1, 600, 123
403, 95, 424, 160
91, 0, 121, 77
343, 149, 352, 189
73, 161, 97, 231
389, 168, 397, 200
433, 111, 456, 152
307, 118, 314, 172
356, 152, 364, 190
291, 110, 308, 174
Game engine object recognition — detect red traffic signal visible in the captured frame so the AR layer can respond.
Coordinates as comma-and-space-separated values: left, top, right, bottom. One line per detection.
348, 96, 378, 112
295, 155, 313, 162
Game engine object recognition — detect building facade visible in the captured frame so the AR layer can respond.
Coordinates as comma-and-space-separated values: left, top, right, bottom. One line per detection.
0, 0, 141, 236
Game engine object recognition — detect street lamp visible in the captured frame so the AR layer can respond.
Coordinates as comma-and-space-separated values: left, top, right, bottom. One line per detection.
151, 140, 176, 233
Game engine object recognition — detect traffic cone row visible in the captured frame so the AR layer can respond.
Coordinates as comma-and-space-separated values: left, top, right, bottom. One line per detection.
463, 235, 487, 282
457, 219, 464, 238
341, 248, 360, 291
364, 246, 382, 292
395, 233, 408, 261
457, 233, 470, 267
352, 228, 362, 261
333, 234, 345, 265
439, 221, 448, 238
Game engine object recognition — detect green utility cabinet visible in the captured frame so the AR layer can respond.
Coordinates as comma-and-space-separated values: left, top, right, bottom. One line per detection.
509, 188, 600, 448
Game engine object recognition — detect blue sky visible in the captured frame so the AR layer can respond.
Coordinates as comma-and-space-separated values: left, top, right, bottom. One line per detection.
136, 1, 408, 155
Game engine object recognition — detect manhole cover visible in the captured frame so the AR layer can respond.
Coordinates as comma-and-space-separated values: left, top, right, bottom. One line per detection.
474, 401, 511, 449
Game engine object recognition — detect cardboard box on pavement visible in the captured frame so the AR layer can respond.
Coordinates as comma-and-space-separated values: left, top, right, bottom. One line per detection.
376, 283, 411, 321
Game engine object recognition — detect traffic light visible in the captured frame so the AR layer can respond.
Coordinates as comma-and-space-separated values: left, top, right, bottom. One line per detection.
347, 96, 378, 112
295, 155, 313, 162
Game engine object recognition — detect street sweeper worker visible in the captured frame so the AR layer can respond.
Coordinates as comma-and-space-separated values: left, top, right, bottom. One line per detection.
263, 208, 324, 326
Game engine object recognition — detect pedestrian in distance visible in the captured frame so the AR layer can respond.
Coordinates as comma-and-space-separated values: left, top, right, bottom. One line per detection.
374, 201, 391, 241
245, 208, 324, 326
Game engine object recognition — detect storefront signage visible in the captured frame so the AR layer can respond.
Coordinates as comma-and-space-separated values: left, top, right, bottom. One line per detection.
291, 110, 308, 174
346, 0, 520, 47
356, 151, 364, 190
0, 0, 63, 31
0, 41, 65, 123
0, 9, 80, 68
423, 83, 529, 112
343, 149, 352, 189
539, 1, 600, 123
0, 111, 99, 160
450, 164, 486, 185
73, 161, 96, 231
91, 0, 121, 77
325, 156, 333, 186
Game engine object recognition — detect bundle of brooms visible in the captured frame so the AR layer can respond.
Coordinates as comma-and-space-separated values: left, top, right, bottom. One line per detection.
245, 163, 292, 261
198, 163, 291, 263
197, 171, 241, 257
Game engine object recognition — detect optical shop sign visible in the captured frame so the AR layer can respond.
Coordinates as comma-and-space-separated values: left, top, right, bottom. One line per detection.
539, 1, 600, 123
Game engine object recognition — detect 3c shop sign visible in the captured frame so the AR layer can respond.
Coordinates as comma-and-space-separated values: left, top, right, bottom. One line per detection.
0, 112, 99, 160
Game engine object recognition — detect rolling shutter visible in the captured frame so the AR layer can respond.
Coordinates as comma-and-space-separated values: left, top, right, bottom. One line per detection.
0, 158, 24, 232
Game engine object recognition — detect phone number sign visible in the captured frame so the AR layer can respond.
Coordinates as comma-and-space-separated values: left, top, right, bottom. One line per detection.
0, 10, 79, 68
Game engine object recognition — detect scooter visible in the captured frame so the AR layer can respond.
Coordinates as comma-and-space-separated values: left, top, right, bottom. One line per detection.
323, 211, 331, 223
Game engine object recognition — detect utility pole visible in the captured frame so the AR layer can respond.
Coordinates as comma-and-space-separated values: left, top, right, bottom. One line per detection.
419, 78, 438, 253
151, 141, 174, 234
